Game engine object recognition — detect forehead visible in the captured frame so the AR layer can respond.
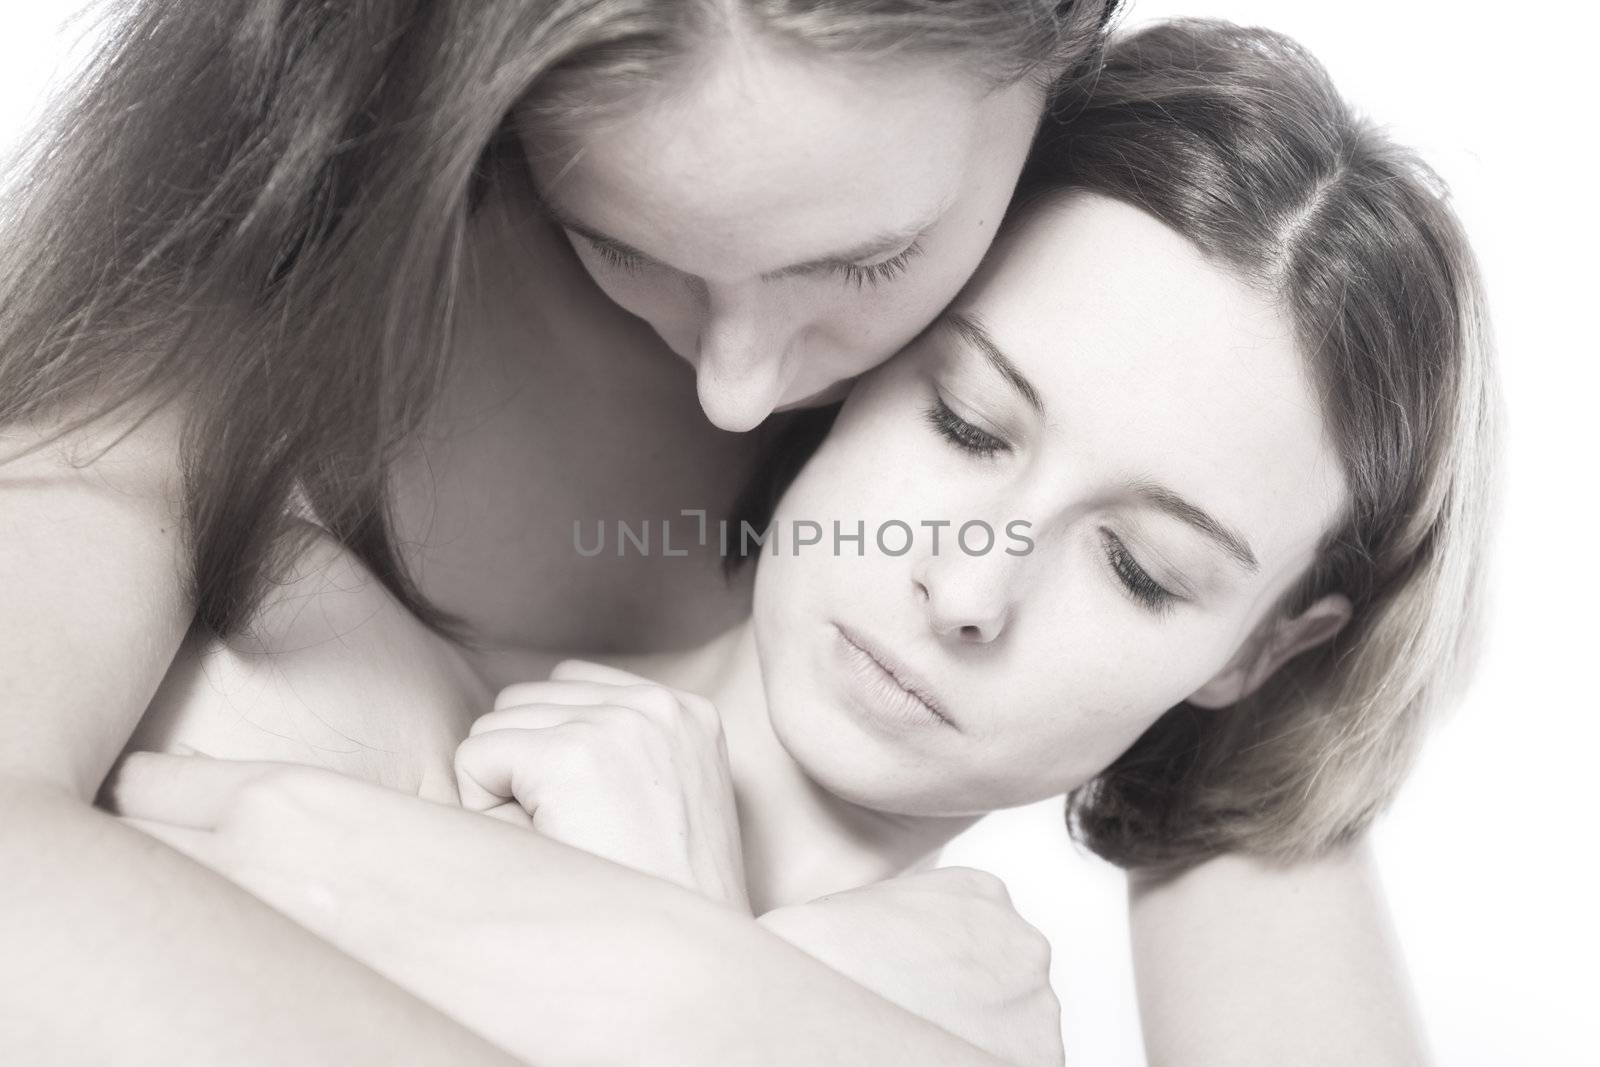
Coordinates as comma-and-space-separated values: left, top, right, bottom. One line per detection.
959, 193, 1347, 567
528, 36, 1038, 275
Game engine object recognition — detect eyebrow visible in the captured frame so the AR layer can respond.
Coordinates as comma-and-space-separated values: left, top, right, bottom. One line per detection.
938, 312, 1261, 572
940, 311, 1044, 414
537, 194, 944, 281
1127, 480, 1260, 572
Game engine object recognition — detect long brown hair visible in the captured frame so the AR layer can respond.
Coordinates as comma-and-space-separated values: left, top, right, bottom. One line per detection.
0, 0, 1118, 640
1016, 20, 1501, 866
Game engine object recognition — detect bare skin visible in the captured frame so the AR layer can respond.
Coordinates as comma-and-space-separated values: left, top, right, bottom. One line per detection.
385, 36, 1048, 658
0, 410, 520, 1067
125, 196, 1433, 1067
388, 161, 782, 658
1, 43, 1050, 1061
2, 180, 1427, 1067
1, 24, 1428, 1067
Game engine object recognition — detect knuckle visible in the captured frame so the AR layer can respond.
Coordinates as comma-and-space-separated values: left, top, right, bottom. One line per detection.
550, 658, 591, 679
453, 729, 497, 769
468, 708, 510, 736
232, 767, 321, 822
945, 866, 1012, 903
594, 704, 653, 743
546, 723, 608, 772
1022, 926, 1054, 972
492, 683, 542, 713
622, 684, 681, 719
681, 692, 723, 733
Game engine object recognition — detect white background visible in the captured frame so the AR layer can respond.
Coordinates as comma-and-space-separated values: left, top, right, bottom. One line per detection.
3, 2, 1593, 1063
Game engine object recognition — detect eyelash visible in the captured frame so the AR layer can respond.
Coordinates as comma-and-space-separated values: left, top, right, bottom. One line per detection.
924, 397, 1009, 459
1100, 530, 1178, 614
926, 400, 1178, 614
581, 235, 924, 290
586, 240, 646, 272
831, 241, 924, 290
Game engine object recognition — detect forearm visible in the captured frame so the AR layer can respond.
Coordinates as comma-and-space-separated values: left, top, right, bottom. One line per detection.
1128, 840, 1431, 1067
311, 822, 1012, 1066
639, 898, 1015, 1066
0, 779, 519, 1066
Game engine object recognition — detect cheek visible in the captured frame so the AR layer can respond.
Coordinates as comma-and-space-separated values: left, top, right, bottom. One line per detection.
960, 594, 1249, 800
792, 375, 941, 515
754, 390, 929, 611
966, 636, 1179, 797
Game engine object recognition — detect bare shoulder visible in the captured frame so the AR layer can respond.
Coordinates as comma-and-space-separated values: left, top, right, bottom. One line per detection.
1, 393, 186, 494
0, 399, 191, 794
1130, 842, 1428, 1067
132, 523, 491, 800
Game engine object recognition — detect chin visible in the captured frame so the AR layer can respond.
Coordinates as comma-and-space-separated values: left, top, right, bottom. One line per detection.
764, 693, 981, 818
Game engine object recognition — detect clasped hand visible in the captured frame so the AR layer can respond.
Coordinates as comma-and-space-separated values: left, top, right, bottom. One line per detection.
455, 658, 750, 911
107, 659, 1065, 1065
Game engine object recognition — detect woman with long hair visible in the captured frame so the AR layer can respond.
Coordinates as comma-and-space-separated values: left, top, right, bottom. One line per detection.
1, 2, 1128, 1061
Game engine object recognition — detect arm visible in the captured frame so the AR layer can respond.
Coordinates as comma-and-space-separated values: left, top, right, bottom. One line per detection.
454, 662, 1064, 1066
1128, 841, 1431, 1067
110, 754, 1020, 1066
4, 413, 1013, 1065
0, 409, 517, 1065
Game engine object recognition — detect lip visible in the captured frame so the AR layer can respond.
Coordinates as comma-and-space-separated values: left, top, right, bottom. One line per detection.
832, 623, 959, 732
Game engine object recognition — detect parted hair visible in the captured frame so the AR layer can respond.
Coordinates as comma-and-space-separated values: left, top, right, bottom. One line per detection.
0, 0, 1118, 640
1017, 20, 1500, 867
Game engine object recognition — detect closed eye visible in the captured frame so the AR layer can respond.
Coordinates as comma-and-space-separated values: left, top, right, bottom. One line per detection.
577, 227, 923, 291
829, 241, 924, 290
580, 234, 649, 272
1100, 529, 1180, 614
924, 397, 1009, 459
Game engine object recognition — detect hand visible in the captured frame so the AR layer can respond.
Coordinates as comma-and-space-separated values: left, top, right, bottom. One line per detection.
758, 867, 1065, 1067
103, 752, 723, 1065
455, 659, 749, 910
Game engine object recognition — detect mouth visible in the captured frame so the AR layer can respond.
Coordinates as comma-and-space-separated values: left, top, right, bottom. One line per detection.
832, 623, 959, 732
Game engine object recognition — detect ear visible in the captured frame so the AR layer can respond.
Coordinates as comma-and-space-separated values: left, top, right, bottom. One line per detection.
1186, 594, 1353, 710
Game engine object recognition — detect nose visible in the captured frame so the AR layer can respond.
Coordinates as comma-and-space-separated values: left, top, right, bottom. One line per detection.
912, 545, 1015, 645
694, 288, 803, 432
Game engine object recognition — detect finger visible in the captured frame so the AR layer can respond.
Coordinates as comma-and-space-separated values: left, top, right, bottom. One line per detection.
119, 815, 216, 863
102, 752, 289, 829
550, 661, 715, 728
549, 659, 653, 686
455, 727, 524, 811
493, 679, 627, 713
479, 800, 536, 830
472, 700, 640, 738
455, 725, 595, 814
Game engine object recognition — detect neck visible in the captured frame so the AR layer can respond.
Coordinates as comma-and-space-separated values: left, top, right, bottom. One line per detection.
621, 622, 981, 913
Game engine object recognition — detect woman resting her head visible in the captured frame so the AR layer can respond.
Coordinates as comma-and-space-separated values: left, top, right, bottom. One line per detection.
108, 18, 1498, 1066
